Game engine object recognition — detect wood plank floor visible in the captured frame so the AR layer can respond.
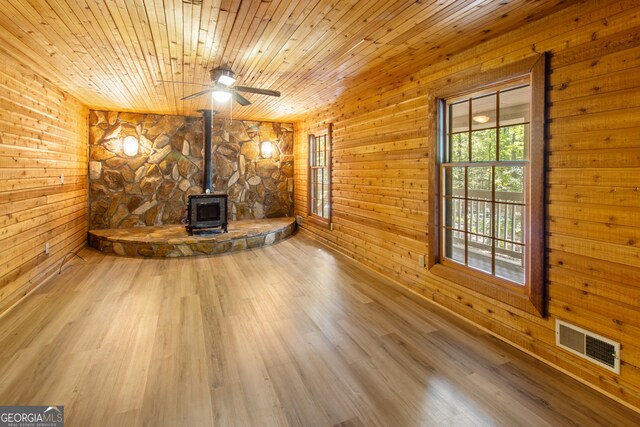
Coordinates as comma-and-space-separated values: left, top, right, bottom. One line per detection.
1, 232, 639, 426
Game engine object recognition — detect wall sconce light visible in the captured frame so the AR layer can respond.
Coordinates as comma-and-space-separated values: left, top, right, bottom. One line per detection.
122, 135, 139, 157
261, 141, 273, 158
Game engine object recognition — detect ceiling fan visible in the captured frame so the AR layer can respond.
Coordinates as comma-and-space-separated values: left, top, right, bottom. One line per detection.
180, 66, 281, 106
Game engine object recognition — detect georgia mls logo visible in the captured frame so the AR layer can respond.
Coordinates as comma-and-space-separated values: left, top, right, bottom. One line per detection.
0, 405, 64, 427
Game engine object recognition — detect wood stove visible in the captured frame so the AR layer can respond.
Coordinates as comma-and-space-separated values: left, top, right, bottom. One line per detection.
185, 109, 228, 235
186, 193, 228, 234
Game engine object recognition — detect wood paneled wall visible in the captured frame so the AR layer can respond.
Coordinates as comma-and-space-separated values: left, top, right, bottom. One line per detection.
0, 48, 88, 314
294, 0, 640, 410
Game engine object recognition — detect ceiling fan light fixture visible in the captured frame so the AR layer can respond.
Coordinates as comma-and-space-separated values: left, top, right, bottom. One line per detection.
182, 66, 279, 105
211, 67, 236, 86
472, 114, 491, 124
217, 74, 236, 86
212, 89, 232, 103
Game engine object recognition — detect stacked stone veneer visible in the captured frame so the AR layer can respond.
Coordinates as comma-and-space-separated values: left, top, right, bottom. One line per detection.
88, 110, 294, 230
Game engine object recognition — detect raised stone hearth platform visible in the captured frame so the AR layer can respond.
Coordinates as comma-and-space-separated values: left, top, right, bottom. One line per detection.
88, 217, 296, 258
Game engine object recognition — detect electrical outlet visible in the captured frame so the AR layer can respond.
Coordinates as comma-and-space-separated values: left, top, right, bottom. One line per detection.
296, 215, 303, 225
60, 174, 64, 184
418, 254, 425, 268
330, 223, 334, 231
45, 242, 50, 254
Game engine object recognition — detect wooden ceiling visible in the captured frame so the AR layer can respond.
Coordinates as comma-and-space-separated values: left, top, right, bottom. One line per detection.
0, 0, 575, 121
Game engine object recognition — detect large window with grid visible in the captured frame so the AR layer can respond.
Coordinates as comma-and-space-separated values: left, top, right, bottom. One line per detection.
309, 133, 330, 220
431, 54, 545, 316
442, 81, 530, 285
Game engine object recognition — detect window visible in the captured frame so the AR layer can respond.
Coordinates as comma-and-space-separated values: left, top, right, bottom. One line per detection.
442, 82, 529, 284
430, 55, 545, 316
308, 128, 331, 221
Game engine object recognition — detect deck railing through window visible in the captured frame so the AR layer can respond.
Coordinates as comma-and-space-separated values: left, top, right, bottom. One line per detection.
445, 188, 525, 283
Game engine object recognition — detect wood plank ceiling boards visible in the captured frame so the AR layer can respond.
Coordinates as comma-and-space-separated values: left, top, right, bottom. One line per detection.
0, 0, 575, 120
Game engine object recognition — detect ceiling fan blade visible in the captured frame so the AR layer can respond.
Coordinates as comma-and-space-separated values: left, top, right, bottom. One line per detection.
181, 88, 213, 100
233, 86, 281, 97
232, 91, 252, 106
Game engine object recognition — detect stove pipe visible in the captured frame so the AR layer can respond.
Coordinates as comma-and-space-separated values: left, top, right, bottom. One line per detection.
198, 109, 216, 193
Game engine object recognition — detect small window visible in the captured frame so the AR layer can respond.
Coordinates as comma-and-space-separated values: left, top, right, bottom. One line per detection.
308, 130, 331, 220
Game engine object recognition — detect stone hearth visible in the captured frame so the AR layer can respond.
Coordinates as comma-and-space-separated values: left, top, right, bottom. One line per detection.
88, 218, 295, 258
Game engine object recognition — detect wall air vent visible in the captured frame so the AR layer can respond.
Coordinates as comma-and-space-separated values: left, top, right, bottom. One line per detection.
556, 319, 620, 374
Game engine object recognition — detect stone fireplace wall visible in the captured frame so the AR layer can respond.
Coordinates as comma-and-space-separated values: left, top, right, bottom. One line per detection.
88, 110, 294, 230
